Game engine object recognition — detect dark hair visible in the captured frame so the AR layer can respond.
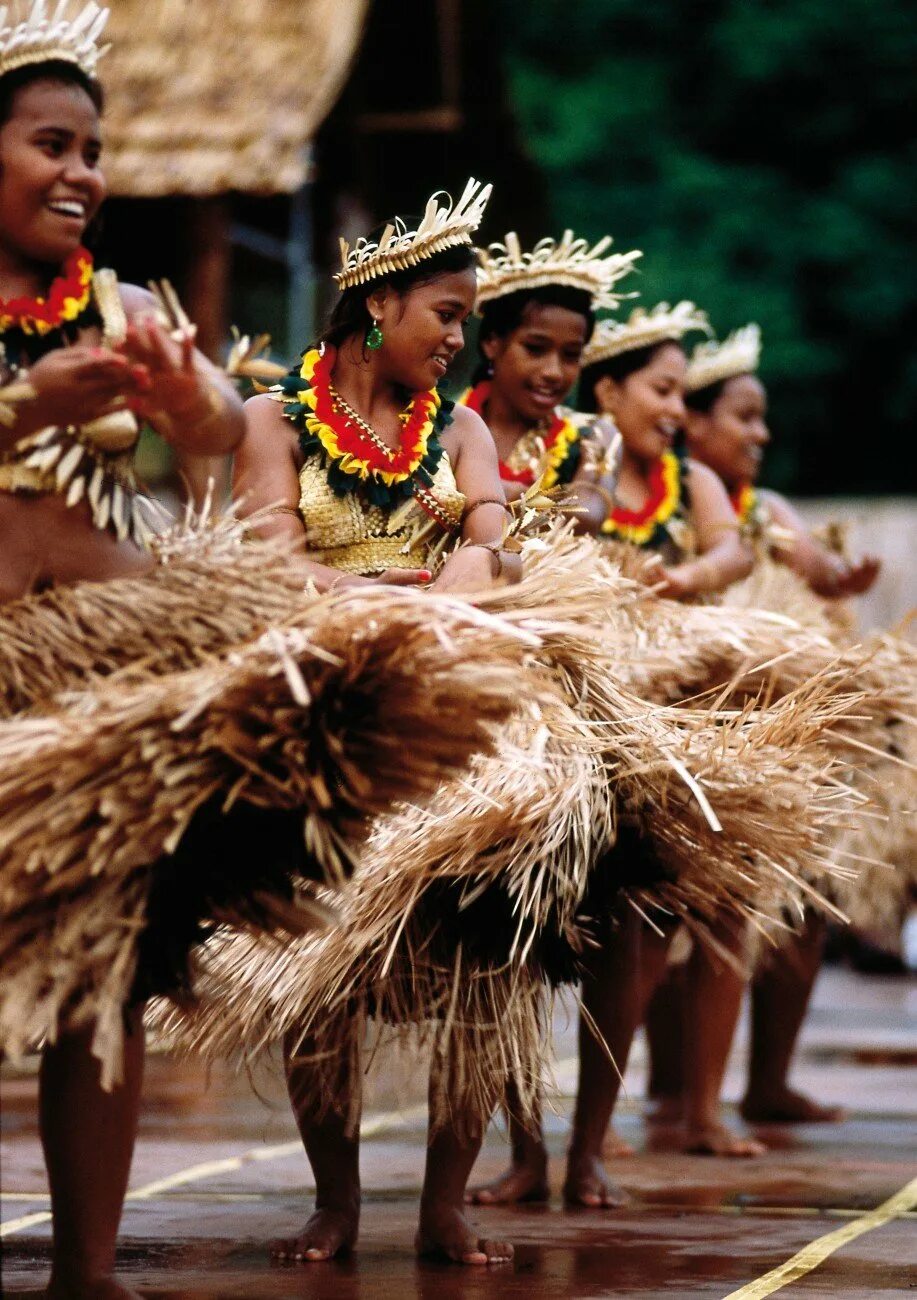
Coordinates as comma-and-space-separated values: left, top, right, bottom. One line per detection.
684, 378, 727, 413
321, 218, 477, 351
578, 338, 685, 413
473, 283, 595, 384
0, 60, 104, 128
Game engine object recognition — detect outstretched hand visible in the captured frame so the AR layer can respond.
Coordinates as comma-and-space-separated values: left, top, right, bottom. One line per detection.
815, 553, 881, 598
117, 315, 210, 437
25, 345, 139, 431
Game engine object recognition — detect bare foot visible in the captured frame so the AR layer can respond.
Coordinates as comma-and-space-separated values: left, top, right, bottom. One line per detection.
646, 1095, 683, 1125
271, 1204, 359, 1262
416, 1202, 513, 1265
600, 1124, 636, 1158
466, 1158, 549, 1205
563, 1151, 628, 1208
683, 1122, 766, 1157
46, 1278, 143, 1299
741, 1087, 847, 1124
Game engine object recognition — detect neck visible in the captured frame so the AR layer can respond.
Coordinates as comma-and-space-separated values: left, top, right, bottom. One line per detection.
619, 441, 658, 482
0, 244, 64, 299
328, 336, 408, 422
482, 380, 545, 443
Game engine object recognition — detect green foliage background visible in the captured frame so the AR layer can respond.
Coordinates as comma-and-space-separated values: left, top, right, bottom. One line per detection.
500, 0, 916, 494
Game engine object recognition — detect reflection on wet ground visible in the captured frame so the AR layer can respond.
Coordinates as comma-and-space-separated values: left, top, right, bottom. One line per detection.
2, 968, 915, 1296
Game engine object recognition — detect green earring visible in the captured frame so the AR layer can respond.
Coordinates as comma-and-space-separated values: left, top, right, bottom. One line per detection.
366, 319, 384, 350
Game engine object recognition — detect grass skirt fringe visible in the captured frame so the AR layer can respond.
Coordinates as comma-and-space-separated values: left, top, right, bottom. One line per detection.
0, 579, 533, 1086
152, 532, 876, 1131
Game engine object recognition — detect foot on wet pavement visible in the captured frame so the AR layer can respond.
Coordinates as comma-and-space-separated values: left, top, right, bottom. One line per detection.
466, 1159, 550, 1205
741, 1086, 847, 1124
682, 1121, 767, 1157
416, 1201, 514, 1265
563, 1151, 629, 1208
271, 1204, 360, 1262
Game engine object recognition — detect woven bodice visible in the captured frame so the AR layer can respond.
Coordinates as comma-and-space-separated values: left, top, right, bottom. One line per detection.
297, 451, 465, 575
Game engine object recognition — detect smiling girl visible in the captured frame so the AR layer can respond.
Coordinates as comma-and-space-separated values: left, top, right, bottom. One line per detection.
458, 229, 639, 524
0, 5, 244, 1296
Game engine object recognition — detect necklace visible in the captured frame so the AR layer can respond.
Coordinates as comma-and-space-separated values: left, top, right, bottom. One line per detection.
0, 246, 93, 337
276, 343, 450, 508
730, 482, 757, 526
460, 381, 581, 488
600, 449, 684, 547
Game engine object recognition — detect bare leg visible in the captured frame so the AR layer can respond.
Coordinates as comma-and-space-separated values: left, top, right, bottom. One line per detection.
465, 1080, 549, 1205
417, 1058, 513, 1265
644, 961, 686, 1123
564, 912, 674, 1207
271, 1029, 361, 1262
41, 1008, 145, 1300
742, 912, 845, 1123
681, 920, 764, 1156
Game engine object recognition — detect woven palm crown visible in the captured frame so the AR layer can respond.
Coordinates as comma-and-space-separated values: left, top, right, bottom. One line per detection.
685, 323, 762, 393
582, 301, 711, 369
475, 230, 641, 311
335, 177, 492, 292
0, 0, 108, 79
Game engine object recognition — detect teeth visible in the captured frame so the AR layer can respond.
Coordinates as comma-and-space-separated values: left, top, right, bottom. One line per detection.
49, 201, 85, 217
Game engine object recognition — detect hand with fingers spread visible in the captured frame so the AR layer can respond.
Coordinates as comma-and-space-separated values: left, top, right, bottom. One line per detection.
15, 346, 139, 438
117, 314, 213, 440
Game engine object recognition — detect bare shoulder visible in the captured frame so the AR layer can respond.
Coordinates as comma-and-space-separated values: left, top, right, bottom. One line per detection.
445, 401, 491, 450
684, 457, 722, 492
243, 392, 296, 445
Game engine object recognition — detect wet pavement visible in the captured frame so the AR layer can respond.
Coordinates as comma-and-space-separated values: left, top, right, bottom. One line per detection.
2, 967, 915, 1297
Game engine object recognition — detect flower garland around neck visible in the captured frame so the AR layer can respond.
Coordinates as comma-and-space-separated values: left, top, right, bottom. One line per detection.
0, 246, 93, 337
460, 380, 581, 489
277, 343, 450, 507
730, 481, 757, 526
600, 447, 684, 547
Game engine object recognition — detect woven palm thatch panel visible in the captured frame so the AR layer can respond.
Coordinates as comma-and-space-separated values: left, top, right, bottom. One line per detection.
102, 0, 368, 196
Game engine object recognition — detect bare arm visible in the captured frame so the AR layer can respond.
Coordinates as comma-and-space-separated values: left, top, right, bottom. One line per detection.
760, 489, 880, 597
433, 406, 518, 591
660, 460, 753, 598
567, 421, 618, 535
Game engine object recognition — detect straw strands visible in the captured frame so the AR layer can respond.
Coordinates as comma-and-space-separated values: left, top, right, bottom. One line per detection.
0, 582, 535, 1085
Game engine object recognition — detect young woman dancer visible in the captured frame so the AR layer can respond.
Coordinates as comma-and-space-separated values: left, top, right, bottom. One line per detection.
230, 180, 538, 1266
468, 301, 758, 1206
643, 324, 880, 1131
579, 305, 766, 1163
0, 6, 245, 1296
458, 229, 639, 522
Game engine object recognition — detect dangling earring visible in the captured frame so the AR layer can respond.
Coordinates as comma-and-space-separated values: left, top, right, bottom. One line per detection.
486, 360, 494, 378
365, 317, 383, 350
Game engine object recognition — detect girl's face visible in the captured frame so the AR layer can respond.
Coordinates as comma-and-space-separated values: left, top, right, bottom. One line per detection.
0, 79, 104, 266
482, 303, 588, 424
594, 341, 687, 462
368, 267, 477, 392
685, 374, 769, 486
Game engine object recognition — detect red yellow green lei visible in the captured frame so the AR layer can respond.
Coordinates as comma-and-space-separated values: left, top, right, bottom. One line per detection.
0, 246, 93, 336
730, 482, 757, 526
277, 344, 449, 508
459, 381, 580, 488
600, 449, 683, 547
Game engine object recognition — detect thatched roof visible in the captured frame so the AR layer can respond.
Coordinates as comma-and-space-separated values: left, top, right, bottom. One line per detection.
101, 0, 368, 197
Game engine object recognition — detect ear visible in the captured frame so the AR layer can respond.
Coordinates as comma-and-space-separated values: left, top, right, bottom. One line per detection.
593, 374, 620, 416
480, 332, 503, 364
365, 284, 391, 325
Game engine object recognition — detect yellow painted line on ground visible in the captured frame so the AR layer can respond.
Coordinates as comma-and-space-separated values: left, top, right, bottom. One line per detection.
722, 1174, 917, 1299
0, 1101, 428, 1238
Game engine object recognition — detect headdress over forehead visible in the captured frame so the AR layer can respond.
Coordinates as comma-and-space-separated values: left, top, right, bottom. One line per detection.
582, 301, 711, 369
475, 230, 641, 311
0, 1, 109, 81
685, 323, 762, 393
334, 178, 492, 293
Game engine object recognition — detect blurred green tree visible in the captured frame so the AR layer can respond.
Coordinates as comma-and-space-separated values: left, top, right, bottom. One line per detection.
499, 0, 917, 493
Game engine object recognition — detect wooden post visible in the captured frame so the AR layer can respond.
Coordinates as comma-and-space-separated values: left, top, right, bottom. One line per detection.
177, 196, 232, 507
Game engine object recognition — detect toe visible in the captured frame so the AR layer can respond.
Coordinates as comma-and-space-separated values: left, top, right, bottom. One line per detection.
482, 1238, 514, 1263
